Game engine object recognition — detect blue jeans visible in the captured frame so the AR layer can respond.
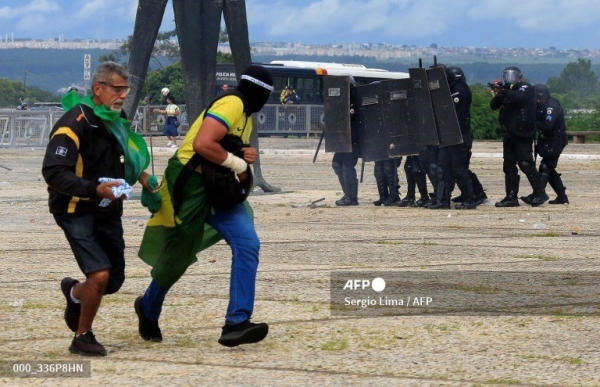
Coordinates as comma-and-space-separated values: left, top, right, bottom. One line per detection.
143, 203, 260, 325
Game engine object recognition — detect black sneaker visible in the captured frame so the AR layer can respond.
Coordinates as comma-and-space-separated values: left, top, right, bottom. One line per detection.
134, 296, 162, 342
69, 331, 107, 357
218, 320, 269, 347
61, 277, 80, 332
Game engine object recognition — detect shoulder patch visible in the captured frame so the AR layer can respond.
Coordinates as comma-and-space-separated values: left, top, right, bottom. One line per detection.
55, 146, 68, 156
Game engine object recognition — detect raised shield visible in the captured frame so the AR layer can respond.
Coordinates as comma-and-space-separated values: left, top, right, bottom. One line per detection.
354, 82, 390, 162
408, 67, 439, 147
426, 66, 463, 147
323, 76, 352, 153
380, 78, 420, 157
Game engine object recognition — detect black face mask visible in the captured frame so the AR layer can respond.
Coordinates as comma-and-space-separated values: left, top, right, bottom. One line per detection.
236, 65, 274, 113
237, 83, 271, 113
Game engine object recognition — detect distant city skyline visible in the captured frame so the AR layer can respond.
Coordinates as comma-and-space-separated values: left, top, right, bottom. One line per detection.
1, 0, 600, 50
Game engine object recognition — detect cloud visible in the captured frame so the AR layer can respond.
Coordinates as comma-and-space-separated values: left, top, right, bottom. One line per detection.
246, 0, 600, 47
247, 0, 468, 42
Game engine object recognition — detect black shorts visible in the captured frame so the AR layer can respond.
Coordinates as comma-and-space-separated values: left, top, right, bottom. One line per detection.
53, 213, 125, 277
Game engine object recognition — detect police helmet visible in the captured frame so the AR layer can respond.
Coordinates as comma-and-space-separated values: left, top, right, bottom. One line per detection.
161, 87, 170, 96
446, 66, 465, 84
534, 84, 550, 101
502, 66, 522, 87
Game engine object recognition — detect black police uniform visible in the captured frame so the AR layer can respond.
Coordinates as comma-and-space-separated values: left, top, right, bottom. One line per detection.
490, 76, 547, 207
332, 92, 360, 206
446, 71, 487, 209
534, 93, 569, 204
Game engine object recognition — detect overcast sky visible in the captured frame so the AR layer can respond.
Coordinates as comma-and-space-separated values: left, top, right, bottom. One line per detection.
1, 0, 599, 49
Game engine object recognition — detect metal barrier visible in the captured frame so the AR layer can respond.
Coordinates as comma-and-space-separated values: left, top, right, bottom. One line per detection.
1, 103, 325, 148
0, 110, 62, 147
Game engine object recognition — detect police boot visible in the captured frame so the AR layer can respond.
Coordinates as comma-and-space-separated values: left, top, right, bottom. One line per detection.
428, 181, 451, 209
398, 174, 416, 207
525, 170, 549, 207
471, 172, 488, 205
383, 173, 401, 206
548, 171, 569, 204
495, 175, 520, 207
373, 174, 388, 206
454, 174, 477, 210
415, 173, 430, 207
334, 174, 347, 205
337, 177, 359, 206
451, 194, 464, 203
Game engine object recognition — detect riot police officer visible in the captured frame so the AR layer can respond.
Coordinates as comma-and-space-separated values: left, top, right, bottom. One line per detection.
332, 79, 360, 206
424, 63, 452, 210
490, 66, 548, 207
445, 66, 487, 209
521, 84, 569, 205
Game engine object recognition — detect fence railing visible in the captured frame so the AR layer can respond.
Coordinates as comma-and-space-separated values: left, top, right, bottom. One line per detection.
0, 103, 325, 148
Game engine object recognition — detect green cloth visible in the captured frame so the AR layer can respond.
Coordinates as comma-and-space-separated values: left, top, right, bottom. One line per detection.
137, 152, 253, 288
141, 175, 162, 213
61, 92, 150, 185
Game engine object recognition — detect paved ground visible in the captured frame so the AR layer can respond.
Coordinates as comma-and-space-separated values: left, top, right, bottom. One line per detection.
0, 139, 599, 387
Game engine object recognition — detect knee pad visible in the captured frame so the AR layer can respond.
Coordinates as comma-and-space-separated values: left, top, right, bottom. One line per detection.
104, 272, 125, 295
539, 162, 553, 175
409, 164, 422, 176
332, 160, 343, 176
517, 160, 535, 174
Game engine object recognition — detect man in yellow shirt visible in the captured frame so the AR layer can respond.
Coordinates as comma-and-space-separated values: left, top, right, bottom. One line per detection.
136, 65, 273, 347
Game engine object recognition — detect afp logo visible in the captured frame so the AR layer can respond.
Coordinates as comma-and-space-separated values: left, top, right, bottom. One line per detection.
343, 277, 386, 292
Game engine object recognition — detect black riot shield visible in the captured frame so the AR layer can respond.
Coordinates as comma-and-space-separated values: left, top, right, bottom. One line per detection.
354, 82, 390, 162
323, 76, 352, 153
380, 78, 421, 157
426, 66, 463, 147
408, 68, 439, 147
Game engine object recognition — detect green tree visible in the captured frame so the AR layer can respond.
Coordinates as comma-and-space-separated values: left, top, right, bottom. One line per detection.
547, 58, 598, 101
100, 30, 180, 68
470, 83, 502, 139
0, 78, 56, 107
142, 52, 233, 104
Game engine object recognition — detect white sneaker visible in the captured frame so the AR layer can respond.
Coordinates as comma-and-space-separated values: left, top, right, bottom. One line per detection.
170, 144, 178, 148
166, 141, 172, 147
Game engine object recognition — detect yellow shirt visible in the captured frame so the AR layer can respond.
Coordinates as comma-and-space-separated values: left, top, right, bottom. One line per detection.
178, 95, 252, 165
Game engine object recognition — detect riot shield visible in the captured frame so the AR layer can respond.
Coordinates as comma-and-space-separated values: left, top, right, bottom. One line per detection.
426, 66, 463, 147
354, 82, 390, 162
323, 76, 352, 153
408, 68, 439, 147
380, 78, 420, 157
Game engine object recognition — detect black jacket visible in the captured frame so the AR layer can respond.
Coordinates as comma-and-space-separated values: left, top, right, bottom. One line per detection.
536, 96, 567, 142
449, 81, 472, 134
42, 103, 126, 217
490, 82, 536, 138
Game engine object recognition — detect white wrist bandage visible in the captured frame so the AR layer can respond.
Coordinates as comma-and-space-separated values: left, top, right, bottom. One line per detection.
220, 152, 248, 174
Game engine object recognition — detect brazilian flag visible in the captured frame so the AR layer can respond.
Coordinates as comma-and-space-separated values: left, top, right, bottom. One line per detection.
137, 138, 252, 288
